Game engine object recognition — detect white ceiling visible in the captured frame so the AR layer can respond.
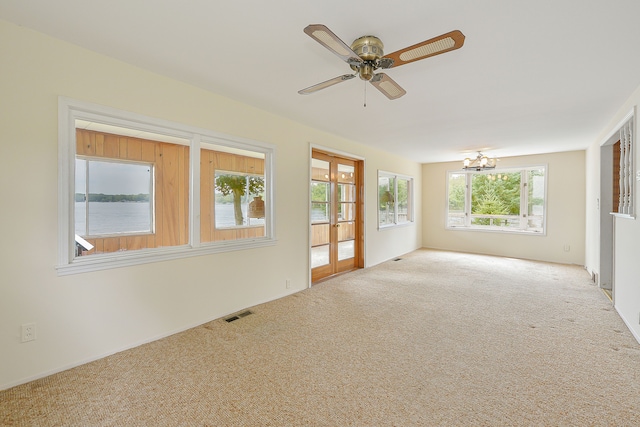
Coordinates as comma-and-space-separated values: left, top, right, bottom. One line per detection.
3, 0, 640, 163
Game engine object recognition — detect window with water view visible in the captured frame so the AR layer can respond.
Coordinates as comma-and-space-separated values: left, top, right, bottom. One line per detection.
75, 158, 153, 236
60, 98, 274, 275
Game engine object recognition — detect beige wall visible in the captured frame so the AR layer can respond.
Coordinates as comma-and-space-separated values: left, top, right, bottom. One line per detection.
585, 85, 640, 343
0, 20, 422, 389
422, 151, 586, 264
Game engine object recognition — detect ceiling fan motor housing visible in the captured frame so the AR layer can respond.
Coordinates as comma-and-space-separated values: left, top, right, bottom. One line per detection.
350, 35, 384, 81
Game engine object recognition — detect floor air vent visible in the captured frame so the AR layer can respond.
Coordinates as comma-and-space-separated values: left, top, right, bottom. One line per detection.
225, 310, 253, 323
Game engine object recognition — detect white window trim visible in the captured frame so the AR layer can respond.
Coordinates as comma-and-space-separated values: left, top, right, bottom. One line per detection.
75, 156, 155, 237
378, 170, 414, 229
604, 108, 636, 219
58, 97, 276, 275
445, 165, 547, 235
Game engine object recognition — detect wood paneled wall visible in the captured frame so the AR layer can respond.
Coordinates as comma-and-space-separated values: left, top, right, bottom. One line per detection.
76, 129, 189, 255
76, 130, 266, 255
613, 140, 621, 212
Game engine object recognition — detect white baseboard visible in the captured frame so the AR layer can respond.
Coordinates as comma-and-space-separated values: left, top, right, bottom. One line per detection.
1, 288, 303, 391
615, 304, 640, 344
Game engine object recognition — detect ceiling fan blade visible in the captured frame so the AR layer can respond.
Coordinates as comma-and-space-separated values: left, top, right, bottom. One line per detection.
383, 30, 465, 68
303, 24, 363, 65
370, 73, 406, 100
298, 74, 356, 95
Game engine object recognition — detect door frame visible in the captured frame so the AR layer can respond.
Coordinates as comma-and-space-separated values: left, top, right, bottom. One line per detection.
309, 145, 365, 286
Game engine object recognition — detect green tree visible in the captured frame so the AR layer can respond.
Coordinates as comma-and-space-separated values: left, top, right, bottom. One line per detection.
215, 174, 264, 225
448, 174, 466, 212
472, 187, 509, 225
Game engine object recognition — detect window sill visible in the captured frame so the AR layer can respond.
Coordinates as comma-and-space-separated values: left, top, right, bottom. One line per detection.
610, 212, 636, 220
57, 237, 277, 276
446, 226, 545, 235
378, 222, 414, 231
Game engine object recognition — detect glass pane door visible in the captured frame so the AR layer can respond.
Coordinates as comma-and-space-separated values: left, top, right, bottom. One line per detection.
311, 158, 331, 270
311, 151, 362, 283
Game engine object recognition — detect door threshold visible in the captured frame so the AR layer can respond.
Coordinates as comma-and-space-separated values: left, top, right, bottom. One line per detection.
312, 267, 360, 285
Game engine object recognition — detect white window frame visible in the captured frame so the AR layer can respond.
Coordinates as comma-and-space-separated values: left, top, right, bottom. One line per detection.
378, 170, 414, 229
213, 169, 265, 229
58, 97, 276, 275
446, 166, 547, 235
75, 156, 155, 237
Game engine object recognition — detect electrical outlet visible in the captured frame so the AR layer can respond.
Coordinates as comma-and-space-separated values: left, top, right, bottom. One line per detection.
286, 279, 291, 289
21, 323, 36, 343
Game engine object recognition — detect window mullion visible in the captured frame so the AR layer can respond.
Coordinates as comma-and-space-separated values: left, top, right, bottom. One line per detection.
190, 135, 201, 248
84, 160, 90, 236
520, 170, 527, 229
465, 173, 472, 227
393, 177, 398, 224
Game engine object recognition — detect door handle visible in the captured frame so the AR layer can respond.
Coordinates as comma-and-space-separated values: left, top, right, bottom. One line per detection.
334, 224, 341, 228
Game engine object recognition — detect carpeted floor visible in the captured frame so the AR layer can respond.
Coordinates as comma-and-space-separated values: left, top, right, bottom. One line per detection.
2, 249, 640, 426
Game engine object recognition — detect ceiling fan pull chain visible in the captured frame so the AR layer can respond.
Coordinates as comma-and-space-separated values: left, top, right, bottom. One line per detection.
364, 81, 367, 107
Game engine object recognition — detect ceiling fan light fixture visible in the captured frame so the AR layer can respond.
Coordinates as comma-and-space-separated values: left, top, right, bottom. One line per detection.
463, 152, 496, 171
399, 37, 456, 62
350, 35, 384, 62
300, 25, 464, 100
359, 63, 375, 81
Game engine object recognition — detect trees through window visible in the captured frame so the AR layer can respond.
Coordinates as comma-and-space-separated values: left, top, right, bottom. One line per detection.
378, 171, 413, 228
58, 98, 275, 274
447, 167, 546, 233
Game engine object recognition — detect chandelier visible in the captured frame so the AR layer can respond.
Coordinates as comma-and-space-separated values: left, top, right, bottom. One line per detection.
463, 152, 496, 171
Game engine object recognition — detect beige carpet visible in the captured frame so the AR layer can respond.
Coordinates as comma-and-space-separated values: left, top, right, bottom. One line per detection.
2, 249, 640, 426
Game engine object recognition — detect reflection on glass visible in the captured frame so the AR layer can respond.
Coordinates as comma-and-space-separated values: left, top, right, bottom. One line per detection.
311, 182, 329, 202
338, 184, 355, 202
338, 240, 354, 261
312, 158, 330, 182
311, 245, 330, 268
338, 164, 355, 183
311, 202, 329, 222
339, 203, 355, 221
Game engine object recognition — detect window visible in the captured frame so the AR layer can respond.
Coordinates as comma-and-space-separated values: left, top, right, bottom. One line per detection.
447, 167, 546, 233
58, 97, 275, 275
378, 171, 413, 228
75, 158, 153, 237
612, 118, 635, 217
214, 172, 265, 228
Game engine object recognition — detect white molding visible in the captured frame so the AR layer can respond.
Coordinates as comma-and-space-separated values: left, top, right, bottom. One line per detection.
610, 212, 636, 220
0, 286, 301, 391
308, 143, 367, 278
615, 304, 640, 344
600, 106, 635, 147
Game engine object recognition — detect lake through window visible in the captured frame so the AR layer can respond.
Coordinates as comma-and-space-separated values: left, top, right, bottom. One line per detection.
58, 97, 275, 274
75, 158, 153, 236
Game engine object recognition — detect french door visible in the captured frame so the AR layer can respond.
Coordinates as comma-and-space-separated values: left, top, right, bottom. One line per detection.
311, 149, 364, 283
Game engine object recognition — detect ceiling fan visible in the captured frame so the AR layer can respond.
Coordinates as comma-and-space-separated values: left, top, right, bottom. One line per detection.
299, 24, 465, 100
